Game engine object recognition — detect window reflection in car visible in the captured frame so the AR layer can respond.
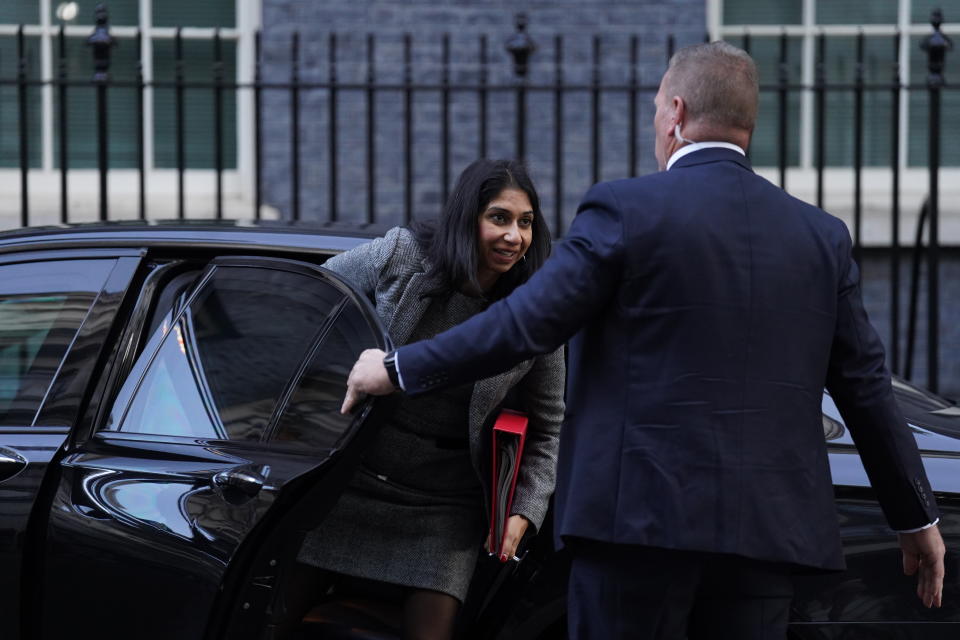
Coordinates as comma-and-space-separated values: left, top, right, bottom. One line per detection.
104, 265, 350, 443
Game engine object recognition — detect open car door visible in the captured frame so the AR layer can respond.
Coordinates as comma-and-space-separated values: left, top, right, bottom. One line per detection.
34, 257, 392, 640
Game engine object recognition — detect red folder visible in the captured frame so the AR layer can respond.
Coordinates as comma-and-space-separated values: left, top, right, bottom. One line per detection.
489, 409, 528, 557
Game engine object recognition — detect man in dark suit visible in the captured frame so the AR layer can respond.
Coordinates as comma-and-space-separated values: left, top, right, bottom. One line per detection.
341, 42, 945, 639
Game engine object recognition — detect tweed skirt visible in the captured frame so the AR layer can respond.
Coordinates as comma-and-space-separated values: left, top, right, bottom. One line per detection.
298, 464, 485, 602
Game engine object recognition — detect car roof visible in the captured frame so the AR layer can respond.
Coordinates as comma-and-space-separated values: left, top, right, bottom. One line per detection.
0, 220, 394, 257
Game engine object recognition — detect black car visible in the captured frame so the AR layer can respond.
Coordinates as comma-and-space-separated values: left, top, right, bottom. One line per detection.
0, 223, 955, 640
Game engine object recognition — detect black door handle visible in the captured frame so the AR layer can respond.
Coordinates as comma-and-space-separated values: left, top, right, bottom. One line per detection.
0, 450, 26, 483
212, 467, 267, 504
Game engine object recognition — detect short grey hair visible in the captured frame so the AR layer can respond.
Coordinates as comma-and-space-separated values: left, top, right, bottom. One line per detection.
665, 41, 759, 133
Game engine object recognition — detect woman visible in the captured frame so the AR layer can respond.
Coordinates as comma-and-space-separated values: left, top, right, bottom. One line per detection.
297, 159, 565, 639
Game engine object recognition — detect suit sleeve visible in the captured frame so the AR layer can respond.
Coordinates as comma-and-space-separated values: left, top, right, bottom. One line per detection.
397, 182, 625, 395
506, 346, 566, 532
824, 231, 939, 531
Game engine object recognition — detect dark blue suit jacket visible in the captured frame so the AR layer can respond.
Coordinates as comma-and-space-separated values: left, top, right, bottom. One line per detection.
397, 148, 938, 570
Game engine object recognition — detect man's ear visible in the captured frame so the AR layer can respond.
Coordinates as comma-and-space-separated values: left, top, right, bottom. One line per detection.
671, 96, 686, 129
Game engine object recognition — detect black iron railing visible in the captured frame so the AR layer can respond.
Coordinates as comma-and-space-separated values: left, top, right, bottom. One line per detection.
0, 7, 954, 392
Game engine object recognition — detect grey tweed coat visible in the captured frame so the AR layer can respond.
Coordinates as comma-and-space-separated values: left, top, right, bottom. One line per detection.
323, 226, 565, 530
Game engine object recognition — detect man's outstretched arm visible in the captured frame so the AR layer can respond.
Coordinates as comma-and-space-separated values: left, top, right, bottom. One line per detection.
341, 181, 626, 412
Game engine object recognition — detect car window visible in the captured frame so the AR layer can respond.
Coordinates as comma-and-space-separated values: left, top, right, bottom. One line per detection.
0, 259, 115, 426
107, 265, 345, 441
272, 302, 379, 450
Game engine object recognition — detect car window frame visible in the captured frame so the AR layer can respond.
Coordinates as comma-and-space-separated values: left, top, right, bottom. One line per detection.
95, 255, 391, 456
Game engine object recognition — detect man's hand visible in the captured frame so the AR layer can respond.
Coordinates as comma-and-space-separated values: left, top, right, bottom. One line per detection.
899, 524, 946, 608
340, 348, 395, 414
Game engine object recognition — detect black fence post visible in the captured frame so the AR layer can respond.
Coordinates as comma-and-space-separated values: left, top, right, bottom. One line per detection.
554, 35, 564, 238
920, 9, 952, 393
852, 30, 864, 266
291, 30, 302, 222
890, 31, 902, 373
403, 34, 412, 224
815, 32, 825, 208
175, 27, 185, 218
478, 34, 488, 160
213, 29, 224, 220
366, 33, 376, 225
506, 13, 535, 163
136, 28, 146, 220
254, 31, 262, 220
628, 35, 638, 178
441, 33, 450, 205
18, 26, 29, 227
323, 31, 332, 223
591, 35, 601, 185
88, 3, 115, 222
777, 31, 788, 190
58, 26, 68, 224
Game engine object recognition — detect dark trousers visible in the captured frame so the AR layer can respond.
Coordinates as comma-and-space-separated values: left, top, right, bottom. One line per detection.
567, 541, 794, 640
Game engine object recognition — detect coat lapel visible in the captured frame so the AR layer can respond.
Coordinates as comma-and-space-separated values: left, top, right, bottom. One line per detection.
387, 270, 437, 345
384, 261, 533, 475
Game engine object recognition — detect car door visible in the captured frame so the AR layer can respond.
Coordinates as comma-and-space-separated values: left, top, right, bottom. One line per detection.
34, 256, 392, 640
788, 392, 960, 638
0, 251, 142, 640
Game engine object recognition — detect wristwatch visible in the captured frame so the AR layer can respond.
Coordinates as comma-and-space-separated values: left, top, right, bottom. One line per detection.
383, 349, 401, 390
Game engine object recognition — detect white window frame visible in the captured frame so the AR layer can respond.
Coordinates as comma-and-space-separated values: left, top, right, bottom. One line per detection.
709, 0, 960, 244
0, 0, 261, 223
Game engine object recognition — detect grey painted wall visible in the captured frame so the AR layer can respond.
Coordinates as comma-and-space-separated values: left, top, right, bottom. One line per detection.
260, 0, 706, 230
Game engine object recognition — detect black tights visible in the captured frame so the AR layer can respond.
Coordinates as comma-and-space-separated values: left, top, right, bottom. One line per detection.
401, 588, 459, 640
281, 563, 460, 640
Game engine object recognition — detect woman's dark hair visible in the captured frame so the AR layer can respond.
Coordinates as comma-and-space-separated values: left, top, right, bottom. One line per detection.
412, 159, 551, 301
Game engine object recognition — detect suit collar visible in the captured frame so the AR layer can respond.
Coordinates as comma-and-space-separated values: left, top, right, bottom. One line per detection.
670, 146, 753, 172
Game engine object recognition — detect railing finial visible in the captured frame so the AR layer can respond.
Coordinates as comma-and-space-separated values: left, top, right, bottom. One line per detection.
506, 13, 536, 79
920, 8, 952, 88
87, 3, 116, 81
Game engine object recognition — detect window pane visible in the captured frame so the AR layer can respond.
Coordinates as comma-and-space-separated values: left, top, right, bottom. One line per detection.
153, 1, 235, 28
152, 38, 238, 169
724, 0, 802, 25
0, 260, 114, 426
0, 35, 42, 168
734, 36, 802, 167
273, 303, 379, 451
816, 0, 897, 25
50, 0, 138, 26
908, 36, 960, 167
53, 36, 140, 169
820, 36, 898, 166
0, 2, 39, 24
114, 266, 344, 440
912, 1, 949, 24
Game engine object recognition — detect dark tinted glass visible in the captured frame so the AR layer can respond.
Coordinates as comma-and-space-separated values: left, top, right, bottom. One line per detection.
816, 0, 896, 25
153, 1, 235, 28
273, 303, 379, 450
723, 0, 802, 25
115, 266, 344, 440
0, 259, 114, 425
0, 1, 39, 23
